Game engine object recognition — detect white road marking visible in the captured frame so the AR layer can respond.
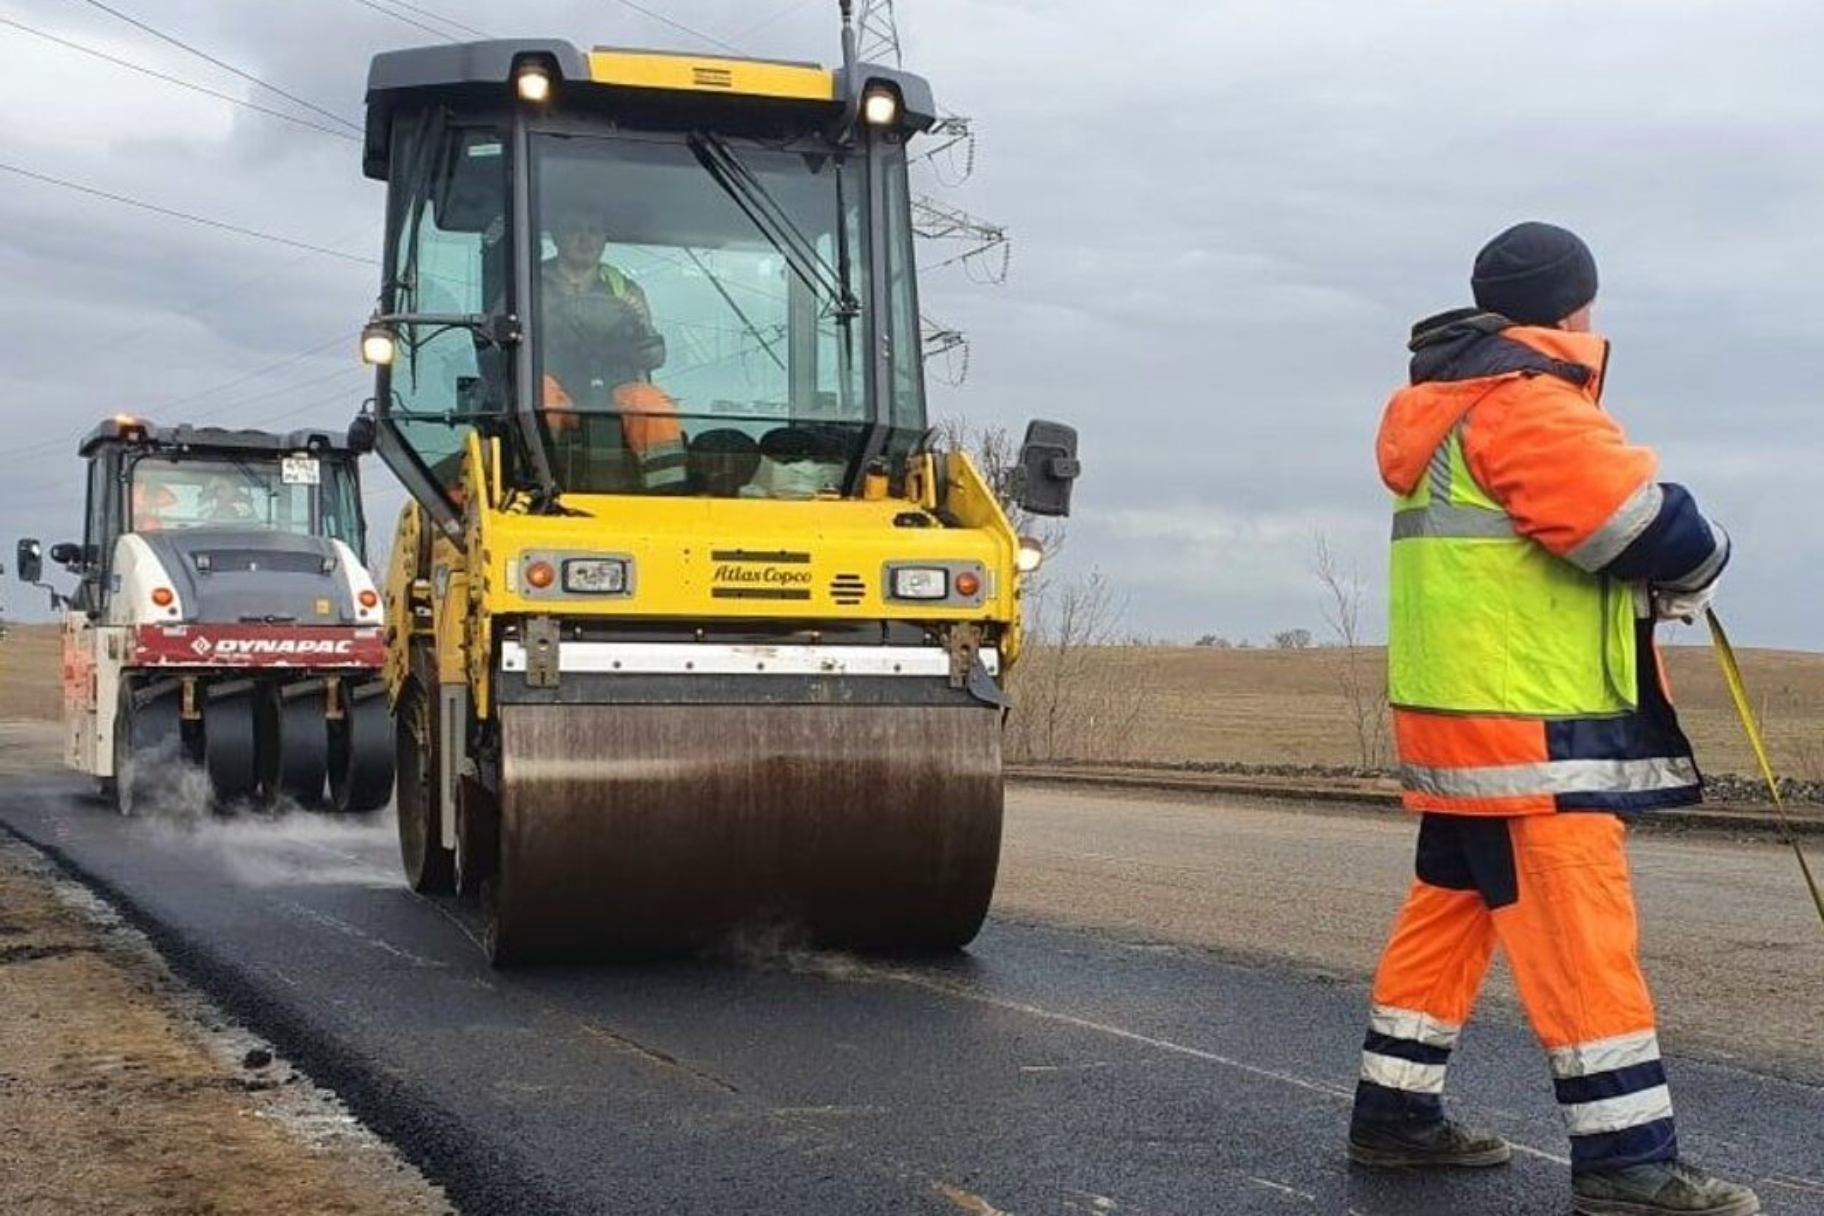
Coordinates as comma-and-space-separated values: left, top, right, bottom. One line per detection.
868, 964, 1577, 1166
1247, 1176, 1316, 1202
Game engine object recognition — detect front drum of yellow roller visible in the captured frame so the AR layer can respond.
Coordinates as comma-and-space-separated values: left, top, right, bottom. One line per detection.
486, 702, 1003, 964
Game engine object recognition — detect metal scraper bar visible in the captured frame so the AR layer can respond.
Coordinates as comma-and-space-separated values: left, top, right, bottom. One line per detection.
497, 641, 1000, 677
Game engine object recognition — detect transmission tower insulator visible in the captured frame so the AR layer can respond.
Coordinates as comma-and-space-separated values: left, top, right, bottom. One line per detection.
919, 315, 971, 386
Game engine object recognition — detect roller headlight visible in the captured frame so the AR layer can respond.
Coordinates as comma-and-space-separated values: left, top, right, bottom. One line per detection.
861, 87, 899, 127
516, 64, 553, 104
1016, 536, 1045, 574
890, 566, 948, 600
563, 557, 629, 595
360, 323, 396, 367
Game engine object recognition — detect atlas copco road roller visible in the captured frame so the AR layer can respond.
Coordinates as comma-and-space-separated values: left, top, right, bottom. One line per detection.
355, 9, 1079, 963
15, 417, 394, 814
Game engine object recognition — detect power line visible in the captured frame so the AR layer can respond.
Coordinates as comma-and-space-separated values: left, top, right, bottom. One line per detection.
77, 0, 362, 133
730, 0, 819, 41
347, 0, 458, 43
375, 0, 491, 39
160, 338, 361, 419
37, 242, 352, 377
0, 18, 358, 141
245, 376, 373, 428
0, 339, 361, 469
0, 160, 377, 264
608, 1, 743, 55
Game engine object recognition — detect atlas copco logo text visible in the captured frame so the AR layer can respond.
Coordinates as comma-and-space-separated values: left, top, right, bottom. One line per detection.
712, 564, 812, 586
193, 638, 357, 657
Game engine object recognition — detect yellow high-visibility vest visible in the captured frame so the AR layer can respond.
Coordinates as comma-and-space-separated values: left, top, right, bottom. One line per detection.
1388, 427, 1638, 718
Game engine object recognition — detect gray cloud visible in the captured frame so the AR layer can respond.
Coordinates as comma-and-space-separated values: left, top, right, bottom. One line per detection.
1, 1, 1818, 649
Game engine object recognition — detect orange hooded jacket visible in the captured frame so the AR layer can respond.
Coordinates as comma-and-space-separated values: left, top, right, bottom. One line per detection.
1376, 311, 1727, 815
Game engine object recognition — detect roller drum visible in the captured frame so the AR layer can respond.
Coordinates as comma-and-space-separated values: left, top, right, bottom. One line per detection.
488, 703, 1002, 964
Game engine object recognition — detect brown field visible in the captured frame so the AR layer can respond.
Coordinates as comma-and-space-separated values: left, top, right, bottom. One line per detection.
1014, 643, 1824, 781
5, 625, 1821, 780
0, 624, 61, 721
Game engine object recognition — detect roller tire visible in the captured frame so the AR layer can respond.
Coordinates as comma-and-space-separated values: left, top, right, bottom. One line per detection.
113, 680, 180, 818
395, 683, 454, 894
329, 686, 395, 814
203, 692, 259, 809
260, 686, 328, 808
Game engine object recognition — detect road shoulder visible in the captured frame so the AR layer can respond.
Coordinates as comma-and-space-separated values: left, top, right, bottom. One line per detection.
0, 830, 448, 1216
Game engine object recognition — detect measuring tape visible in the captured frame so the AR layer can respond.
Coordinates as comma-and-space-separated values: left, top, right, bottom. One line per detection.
1705, 607, 1824, 933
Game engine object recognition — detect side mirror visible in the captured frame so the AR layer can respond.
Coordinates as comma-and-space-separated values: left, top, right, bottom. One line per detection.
15, 538, 42, 585
346, 412, 378, 455
49, 542, 84, 569
1012, 420, 1080, 518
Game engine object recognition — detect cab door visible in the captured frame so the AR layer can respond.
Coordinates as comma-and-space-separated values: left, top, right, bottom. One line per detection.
64, 450, 121, 774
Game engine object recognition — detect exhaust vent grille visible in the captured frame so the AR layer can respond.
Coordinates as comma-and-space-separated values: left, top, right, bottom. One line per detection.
830, 574, 866, 605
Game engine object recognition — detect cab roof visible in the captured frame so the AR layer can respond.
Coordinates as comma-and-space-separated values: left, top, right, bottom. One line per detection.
362, 39, 938, 179
78, 418, 360, 460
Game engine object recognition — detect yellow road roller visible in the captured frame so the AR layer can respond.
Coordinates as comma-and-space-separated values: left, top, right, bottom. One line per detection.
356, 10, 1079, 963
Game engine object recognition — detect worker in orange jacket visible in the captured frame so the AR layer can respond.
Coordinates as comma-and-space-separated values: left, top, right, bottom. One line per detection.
130, 477, 179, 531
1348, 223, 1757, 1216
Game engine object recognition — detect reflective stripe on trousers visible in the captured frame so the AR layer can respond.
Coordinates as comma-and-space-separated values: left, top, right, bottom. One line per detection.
1353, 815, 1678, 1170
638, 440, 689, 490
1548, 1029, 1676, 1164
1401, 756, 1700, 800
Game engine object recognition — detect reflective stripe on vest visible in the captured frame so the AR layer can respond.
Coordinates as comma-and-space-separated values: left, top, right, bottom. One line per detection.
1388, 425, 1637, 718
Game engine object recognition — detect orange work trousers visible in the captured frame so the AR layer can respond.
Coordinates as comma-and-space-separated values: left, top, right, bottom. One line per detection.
1351, 812, 1678, 1172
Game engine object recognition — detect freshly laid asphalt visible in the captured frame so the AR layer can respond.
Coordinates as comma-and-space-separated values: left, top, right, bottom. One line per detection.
2, 770, 1820, 1216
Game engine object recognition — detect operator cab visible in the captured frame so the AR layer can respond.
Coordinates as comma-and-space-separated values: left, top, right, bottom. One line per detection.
16, 417, 368, 617
359, 40, 954, 531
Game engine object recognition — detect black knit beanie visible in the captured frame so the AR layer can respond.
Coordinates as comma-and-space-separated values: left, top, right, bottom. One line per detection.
1470, 222, 1599, 325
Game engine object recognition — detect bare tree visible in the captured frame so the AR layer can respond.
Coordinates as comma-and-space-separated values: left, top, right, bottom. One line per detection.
1273, 628, 1315, 650
1313, 533, 1390, 770
1004, 569, 1146, 762
941, 420, 1145, 763
935, 419, 1066, 561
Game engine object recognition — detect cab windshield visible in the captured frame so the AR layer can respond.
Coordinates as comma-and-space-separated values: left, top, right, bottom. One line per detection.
530, 130, 925, 498
128, 455, 362, 549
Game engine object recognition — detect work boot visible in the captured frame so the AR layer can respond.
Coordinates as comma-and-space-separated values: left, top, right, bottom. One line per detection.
1572, 1160, 1761, 1216
1346, 1118, 1513, 1169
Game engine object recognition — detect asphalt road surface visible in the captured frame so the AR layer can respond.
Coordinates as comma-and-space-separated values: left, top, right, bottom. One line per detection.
2, 768, 1820, 1216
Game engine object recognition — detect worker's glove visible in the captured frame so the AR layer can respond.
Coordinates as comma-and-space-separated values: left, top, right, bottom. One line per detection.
1653, 580, 1718, 624
1651, 517, 1730, 622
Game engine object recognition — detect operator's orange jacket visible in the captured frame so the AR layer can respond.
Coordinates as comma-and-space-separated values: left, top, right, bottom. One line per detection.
1376, 310, 1728, 815
131, 482, 178, 531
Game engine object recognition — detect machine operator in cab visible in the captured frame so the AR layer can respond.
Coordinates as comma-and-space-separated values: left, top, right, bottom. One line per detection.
538, 202, 687, 493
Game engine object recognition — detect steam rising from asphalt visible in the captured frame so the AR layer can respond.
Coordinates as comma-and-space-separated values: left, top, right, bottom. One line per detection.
126, 746, 398, 889
712, 920, 871, 982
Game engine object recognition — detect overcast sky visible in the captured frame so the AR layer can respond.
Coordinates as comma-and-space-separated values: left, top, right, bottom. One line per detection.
2, 1, 1820, 648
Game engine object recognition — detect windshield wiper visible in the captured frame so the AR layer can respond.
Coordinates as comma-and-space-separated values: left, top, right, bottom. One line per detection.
687, 132, 860, 322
